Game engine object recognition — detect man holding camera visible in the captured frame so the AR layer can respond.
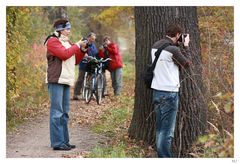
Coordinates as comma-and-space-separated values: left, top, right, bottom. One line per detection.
100, 36, 123, 96
151, 24, 191, 157
73, 32, 98, 100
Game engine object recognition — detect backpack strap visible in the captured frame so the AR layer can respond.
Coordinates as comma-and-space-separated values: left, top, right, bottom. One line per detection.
151, 42, 171, 70
44, 32, 60, 45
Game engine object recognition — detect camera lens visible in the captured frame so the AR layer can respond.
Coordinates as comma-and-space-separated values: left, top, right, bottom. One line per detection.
178, 34, 183, 42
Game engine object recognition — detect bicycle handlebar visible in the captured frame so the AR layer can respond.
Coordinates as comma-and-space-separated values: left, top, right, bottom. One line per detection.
100, 58, 111, 63
82, 56, 111, 64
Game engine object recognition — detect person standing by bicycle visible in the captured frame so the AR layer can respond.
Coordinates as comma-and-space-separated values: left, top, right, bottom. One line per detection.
101, 36, 123, 96
98, 42, 110, 96
73, 32, 99, 100
44, 19, 88, 150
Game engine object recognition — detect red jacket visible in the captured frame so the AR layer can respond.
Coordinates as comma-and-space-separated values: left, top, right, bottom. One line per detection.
99, 43, 123, 71
46, 37, 85, 86
47, 37, 84, 65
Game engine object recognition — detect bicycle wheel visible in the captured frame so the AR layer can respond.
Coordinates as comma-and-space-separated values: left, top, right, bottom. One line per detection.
84, 74, 93, 103
96, 74, 104, 105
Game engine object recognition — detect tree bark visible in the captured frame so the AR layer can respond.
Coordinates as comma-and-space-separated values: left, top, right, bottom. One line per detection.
128, 6, 207, 157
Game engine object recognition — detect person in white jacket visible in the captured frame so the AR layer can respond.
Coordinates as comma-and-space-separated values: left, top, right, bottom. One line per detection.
151, 24, 191, 157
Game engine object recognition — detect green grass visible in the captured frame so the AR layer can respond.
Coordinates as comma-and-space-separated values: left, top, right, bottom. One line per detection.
7, 85, 48, 133
192, 133, 234, 157
88, 142, 127, 158
91, 58, 134, 136
123, 57, 135, 80
87, 57, 147, 158
92, 95, 133, 137
89, 93, 135, 157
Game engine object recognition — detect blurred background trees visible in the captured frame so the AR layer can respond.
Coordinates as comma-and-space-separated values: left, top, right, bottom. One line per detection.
6, 6, 233, 157
6, 6, 135, 131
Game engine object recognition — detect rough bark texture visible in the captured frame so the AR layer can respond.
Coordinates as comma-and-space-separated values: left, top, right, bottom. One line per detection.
128, 6, 207, 157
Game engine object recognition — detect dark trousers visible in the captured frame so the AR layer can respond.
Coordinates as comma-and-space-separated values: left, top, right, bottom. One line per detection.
152, 90, 179, 158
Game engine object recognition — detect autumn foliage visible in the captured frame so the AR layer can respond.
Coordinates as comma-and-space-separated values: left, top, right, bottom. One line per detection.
6, 6, 233, 157
189, 7, 234, 157
6, 7, 50, 130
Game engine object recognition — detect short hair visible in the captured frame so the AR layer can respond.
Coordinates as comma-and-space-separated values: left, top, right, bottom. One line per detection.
166, 24, 183, 37
87, 32, 96, 38
53, 19, 69, 28
103, 36, 110, 42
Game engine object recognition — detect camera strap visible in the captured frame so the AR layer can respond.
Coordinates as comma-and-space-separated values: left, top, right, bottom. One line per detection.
151, 42, 171, 70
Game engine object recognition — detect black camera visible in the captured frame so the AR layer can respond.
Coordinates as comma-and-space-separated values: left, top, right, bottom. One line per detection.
81, 37, 90, 48
178, 34, 188, 43
102, 43, 108, 48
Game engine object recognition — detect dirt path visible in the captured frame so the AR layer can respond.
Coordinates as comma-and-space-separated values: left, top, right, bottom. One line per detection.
6, 99, 110, 158
6, 74, 115, 158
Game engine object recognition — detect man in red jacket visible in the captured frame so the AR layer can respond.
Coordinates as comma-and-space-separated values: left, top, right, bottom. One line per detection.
99, 36, 123, 96
44, 19, 87, 151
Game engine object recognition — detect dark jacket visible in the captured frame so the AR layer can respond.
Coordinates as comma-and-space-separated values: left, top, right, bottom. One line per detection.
79, 43, 99, 70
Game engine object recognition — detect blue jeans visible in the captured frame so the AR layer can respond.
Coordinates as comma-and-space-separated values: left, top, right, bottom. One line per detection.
152, 90, 179, 158
111, 68, 122, 95
48, 83, 70, 148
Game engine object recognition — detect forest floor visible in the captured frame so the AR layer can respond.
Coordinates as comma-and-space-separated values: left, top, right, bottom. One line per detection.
6, 99, 113, 158
6, 72, 115, 158
6, 68, 157, 158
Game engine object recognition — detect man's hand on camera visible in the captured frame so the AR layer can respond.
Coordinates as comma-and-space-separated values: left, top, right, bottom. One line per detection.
76, 39, 84, 47
75, 39, 88, 52
184, 34, 190, 47
81, 41, 88, 48
103, 43, 108, 48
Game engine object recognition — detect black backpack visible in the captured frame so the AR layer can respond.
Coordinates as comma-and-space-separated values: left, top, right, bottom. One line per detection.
143, 43, 171, 89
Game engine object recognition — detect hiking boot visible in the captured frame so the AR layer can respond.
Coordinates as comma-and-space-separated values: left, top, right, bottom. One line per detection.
72, 96, 79, 100
66, 143, 76, 149
53, 144, 71, 151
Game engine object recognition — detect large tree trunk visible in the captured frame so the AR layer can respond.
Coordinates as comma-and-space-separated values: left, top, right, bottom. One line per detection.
128, 6, 207, 157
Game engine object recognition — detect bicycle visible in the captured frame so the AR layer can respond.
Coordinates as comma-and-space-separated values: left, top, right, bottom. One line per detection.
82, 56, 110, 105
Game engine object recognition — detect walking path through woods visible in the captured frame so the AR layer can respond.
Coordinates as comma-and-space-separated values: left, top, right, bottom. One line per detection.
7, 99, 112, 158
6, 74, 114, 158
